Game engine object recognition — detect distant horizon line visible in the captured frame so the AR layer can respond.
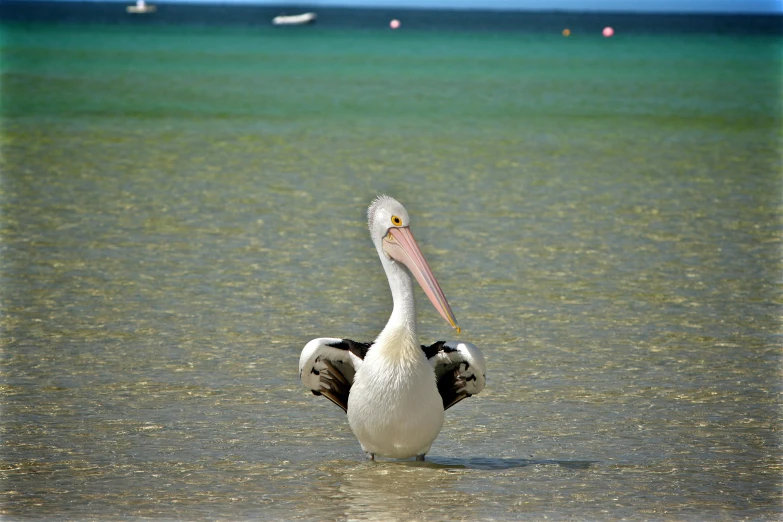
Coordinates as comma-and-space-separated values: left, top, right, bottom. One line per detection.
9, 0, 782, 16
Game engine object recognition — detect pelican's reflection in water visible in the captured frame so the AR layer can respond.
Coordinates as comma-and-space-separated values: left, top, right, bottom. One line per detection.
332, 461, 474, 522
324, 457, 597, 520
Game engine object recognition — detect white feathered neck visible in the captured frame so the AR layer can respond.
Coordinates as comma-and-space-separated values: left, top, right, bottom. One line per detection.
367, 196, 422, 362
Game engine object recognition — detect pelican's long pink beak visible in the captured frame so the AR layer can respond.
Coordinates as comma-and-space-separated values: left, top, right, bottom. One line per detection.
383, 226, 460, 333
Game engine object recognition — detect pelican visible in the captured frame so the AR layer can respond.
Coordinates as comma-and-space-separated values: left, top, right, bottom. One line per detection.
299, 195, 485, 461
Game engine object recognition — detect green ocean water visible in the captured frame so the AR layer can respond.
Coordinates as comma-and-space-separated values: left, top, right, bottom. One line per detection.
1, 22, 781, 520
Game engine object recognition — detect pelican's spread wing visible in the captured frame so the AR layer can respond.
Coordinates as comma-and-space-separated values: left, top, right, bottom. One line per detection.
422, 340, 486, 410
299, 338, 372, 412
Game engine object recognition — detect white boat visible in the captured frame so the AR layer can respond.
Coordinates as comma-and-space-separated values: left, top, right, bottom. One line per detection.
126, 0, 156, 13
272, 12, 317, 26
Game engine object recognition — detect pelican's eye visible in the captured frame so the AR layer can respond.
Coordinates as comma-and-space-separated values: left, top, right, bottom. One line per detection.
390, 215, 402, 227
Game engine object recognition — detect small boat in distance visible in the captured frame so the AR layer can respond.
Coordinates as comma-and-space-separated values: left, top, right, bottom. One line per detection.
272, 12, 317, 26
126, 0, 156, 13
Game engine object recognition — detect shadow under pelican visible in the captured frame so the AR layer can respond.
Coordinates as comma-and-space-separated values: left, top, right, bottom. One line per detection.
389, 456, 599, 470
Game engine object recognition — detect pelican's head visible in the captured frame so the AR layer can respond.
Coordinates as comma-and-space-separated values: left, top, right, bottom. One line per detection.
367, 195, 460, 333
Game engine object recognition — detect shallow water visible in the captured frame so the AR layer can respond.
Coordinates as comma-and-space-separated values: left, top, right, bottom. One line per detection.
1, 22, 781, 520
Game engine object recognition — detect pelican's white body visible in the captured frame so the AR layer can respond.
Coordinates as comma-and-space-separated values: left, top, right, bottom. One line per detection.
347, 324, 445, 458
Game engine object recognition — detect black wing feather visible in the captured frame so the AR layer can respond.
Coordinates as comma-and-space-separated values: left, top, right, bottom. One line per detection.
327, 339, 373, 360
303, 339, 373, 413
421, 340, 486, 411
